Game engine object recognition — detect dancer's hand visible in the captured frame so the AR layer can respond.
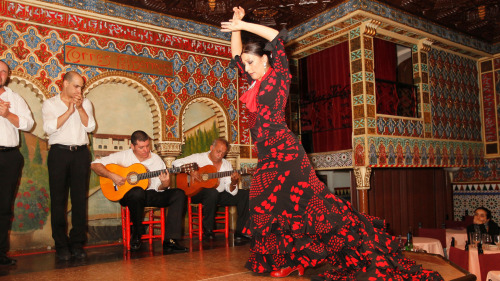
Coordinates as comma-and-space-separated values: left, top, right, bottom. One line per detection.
221, 6, 245, 32
221, 18, 244, 32
232, 6, 245, 21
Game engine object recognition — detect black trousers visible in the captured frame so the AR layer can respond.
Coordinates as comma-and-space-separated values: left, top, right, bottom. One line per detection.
0, 148, 23, 255
47, 146, 90, 250
120, 187, 186, 240
191, 188, 249, 233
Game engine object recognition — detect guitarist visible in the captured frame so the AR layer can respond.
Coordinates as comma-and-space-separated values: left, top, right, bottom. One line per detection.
91, 130, 188, 253
172, 138, 250, 241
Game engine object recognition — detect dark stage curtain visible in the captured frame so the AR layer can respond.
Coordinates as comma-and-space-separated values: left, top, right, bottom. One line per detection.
300, 41, 351, 153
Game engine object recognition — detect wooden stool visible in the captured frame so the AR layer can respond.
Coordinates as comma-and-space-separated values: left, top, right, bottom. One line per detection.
121, 206, 165, 250
187, 197, 229, 240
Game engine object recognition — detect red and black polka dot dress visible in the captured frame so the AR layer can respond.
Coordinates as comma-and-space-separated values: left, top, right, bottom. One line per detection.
232, 30, 443, 280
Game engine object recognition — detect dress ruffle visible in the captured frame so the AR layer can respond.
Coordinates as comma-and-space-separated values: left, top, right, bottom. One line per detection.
244, 133, 442, 280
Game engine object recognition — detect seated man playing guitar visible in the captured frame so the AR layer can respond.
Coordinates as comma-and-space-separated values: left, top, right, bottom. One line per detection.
172, 137, 250, 241
91, 130, 188, 253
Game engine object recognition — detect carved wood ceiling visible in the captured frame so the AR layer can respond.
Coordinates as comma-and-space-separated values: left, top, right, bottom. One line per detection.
107, 0, 499, 44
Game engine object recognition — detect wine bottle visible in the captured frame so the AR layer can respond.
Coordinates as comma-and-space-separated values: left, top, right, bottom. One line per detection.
451, 237, 455, 247
478, 242, 483, 254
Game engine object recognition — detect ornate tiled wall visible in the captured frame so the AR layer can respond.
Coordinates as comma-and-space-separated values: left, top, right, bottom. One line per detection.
428, 49, 481, 141
1, 1, 243, 144
452, 184, 500, 221
367, 137, 483, 167
480, 58, 500, 157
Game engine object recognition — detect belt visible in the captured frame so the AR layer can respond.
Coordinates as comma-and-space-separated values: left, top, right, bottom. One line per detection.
51, 144, 88, 152
0, 146, 18, 152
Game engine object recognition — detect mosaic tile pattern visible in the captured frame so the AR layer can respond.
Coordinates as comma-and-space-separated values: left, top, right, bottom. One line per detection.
452, 184, 500, 222
428, 49, 481, 141
308, 151, 353, 169
376, 117, 423, 137
35, 0, 229, 41
368, 137, 483, 167
0, 6, 241, 143
454, 158, 500, 182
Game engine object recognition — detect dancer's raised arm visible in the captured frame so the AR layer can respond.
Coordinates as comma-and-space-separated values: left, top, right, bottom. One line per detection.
221, 6, 279, 58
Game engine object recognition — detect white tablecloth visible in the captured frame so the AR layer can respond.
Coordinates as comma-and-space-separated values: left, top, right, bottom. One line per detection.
487, 271, 500, 281
413, 236, 444, 256
446, 228, 468, 256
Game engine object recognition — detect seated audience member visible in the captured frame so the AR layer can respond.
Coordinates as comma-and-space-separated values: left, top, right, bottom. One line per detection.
466, 206, 499, 242
91, 130, 188, 253
172, 138, 250, 241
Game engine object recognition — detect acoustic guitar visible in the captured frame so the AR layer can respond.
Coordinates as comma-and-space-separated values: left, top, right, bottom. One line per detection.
176, 164, 252, 197
100, 162, 198, 201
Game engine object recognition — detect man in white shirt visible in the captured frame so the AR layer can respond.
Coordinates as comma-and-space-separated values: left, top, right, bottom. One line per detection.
42, 71, 96, 261
0, 60, 34, 266
91, 130, 187, 253
172, 138, 250, 241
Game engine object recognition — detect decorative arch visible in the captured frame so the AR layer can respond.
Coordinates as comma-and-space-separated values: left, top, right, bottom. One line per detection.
10, 71, 49, 102
178, 94, 231, 143
83, 71, 166, 143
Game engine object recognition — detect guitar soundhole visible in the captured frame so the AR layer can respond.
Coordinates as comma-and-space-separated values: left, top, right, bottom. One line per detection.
128, 172, 138, 185
201, 174, 209, 181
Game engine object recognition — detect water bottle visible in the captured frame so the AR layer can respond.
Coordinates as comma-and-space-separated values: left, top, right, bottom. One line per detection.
405, 230, 413, 251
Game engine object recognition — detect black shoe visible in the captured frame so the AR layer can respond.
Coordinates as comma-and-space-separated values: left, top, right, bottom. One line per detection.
56, 247, 72, 261
130, 236, 142, 251
163, 239, 188, 254
0, 255, 16, 266
203, 231, 215, 240
234, 232, 251, 241
70, 246, 87, 259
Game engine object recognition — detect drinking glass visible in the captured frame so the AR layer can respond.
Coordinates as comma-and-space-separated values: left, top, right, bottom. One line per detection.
482, 233, 492, 245
472, 232, 481, 248
494, 235, 500, 249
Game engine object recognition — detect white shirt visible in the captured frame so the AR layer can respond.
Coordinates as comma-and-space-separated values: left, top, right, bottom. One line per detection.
92, 149, 166, 192
172, 151, 238, 195
42, 94, 96, 145
0, 87, 34, 147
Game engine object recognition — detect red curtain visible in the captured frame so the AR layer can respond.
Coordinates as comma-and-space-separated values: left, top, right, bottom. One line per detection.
374, 38, 396, 81
374, 38, 398, 115
301, 41, 351, 152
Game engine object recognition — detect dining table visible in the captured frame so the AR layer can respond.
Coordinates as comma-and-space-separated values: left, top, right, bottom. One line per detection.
456, 244, 500, 281
446, 228, 468, 256
412, 236, 445, 256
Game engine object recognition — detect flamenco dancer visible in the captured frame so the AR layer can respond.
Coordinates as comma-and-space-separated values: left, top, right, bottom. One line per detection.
221, 7, 443, 280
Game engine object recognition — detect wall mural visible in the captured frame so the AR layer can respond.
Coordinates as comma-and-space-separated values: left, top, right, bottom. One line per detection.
0, 0, 246, 250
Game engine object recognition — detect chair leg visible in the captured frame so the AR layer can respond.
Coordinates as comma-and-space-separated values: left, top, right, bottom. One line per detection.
121, 207, 127, 249
225, 206, 229, 238
188, 198, 193, 239
198, 204, 203, 241
160, 207, 165, 244
148, 209, 154, 245
125, 207, 131, 250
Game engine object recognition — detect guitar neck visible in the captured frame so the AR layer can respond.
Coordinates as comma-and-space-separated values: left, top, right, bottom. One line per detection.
137, 167, 180, 181
208, 169, 244, 179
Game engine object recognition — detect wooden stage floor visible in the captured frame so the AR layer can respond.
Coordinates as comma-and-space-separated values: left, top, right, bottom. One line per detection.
0, 236, 471, 280
0, 236, 327, 281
